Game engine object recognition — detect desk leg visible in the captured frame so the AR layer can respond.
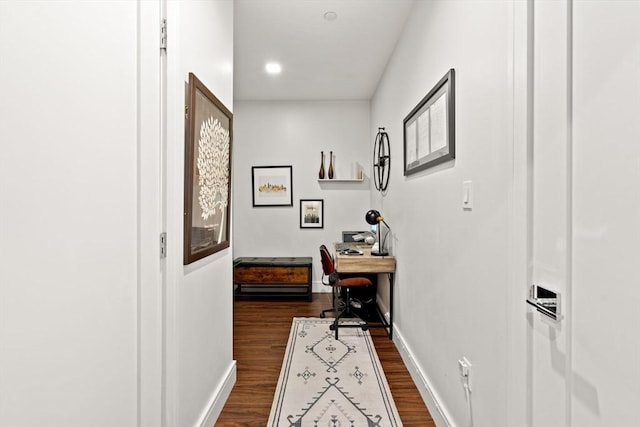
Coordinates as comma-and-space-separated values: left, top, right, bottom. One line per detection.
373, 273, 394, 340
388, 272, 394, 340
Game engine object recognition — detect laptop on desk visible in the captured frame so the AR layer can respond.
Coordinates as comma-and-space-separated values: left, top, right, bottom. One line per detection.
342, 231, 366, 243
335, 242, 349, 252
335, 231, 367, 255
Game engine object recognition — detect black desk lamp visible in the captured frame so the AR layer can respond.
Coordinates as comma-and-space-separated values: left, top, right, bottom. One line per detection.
365, 209, 389, 256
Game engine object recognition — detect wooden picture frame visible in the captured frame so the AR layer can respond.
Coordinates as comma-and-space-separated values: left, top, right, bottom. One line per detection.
252, 166, 293, 207
300, 199, 324, 229
184, 72, 233, 265
403, 68, 455, 175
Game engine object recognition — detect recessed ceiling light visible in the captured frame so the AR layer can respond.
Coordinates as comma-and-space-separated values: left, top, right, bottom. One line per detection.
323, 11, 338, 21
265, 62, 282, 74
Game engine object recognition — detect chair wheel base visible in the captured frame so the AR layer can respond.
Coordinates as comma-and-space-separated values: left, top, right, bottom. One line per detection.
329, 324, 336, 330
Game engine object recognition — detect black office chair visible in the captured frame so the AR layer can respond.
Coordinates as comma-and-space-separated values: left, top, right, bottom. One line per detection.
318, 244, 372, 339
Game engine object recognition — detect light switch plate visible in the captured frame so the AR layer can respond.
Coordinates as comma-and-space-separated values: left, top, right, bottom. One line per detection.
462, 181, 473, 210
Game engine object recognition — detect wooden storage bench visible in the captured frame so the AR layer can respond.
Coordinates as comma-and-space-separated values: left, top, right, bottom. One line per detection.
233, 257, 313, 301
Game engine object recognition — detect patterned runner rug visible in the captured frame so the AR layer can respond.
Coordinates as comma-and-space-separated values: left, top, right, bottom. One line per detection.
267, 317, 403, 426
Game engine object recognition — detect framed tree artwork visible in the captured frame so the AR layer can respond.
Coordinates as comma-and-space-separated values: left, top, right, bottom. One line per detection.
184, 72, 233, 265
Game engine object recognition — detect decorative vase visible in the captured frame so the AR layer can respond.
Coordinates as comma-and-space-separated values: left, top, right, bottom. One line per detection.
328, 151, 334, 179
318, 151, 325, 179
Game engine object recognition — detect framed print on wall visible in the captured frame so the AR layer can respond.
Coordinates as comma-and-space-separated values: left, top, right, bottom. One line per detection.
403, 68, 455, 176
184, 72, 233, 265
252, 165, 293, 207
300, 199, 324, 229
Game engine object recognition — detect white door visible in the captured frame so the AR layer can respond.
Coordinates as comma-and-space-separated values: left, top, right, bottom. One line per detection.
525, 1, 640, 426
570, 1, 640, 425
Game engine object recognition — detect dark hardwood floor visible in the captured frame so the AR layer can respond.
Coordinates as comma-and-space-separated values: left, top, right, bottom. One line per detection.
215, 293, 435, 426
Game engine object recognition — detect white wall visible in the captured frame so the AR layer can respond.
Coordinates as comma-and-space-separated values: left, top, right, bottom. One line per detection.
0, 1, 140, 426
166, 1, 235, 426
370, 1, 513, 426
0, 1, 235, 426
232, 101, 372, 289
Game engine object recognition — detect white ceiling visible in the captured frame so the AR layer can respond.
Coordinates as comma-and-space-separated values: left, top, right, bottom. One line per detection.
233, 0, 415, 101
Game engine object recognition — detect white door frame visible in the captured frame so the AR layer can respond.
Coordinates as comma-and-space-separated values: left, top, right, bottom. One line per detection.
508, 1, 575, 426
137, 1, 166, 426
506, 0, 534, 425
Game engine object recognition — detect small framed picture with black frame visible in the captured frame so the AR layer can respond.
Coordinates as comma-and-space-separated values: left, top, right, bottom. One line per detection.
299, 199, 324, 229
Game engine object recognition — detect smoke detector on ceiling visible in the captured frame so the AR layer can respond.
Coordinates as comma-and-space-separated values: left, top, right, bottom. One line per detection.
323, 11, 338, 21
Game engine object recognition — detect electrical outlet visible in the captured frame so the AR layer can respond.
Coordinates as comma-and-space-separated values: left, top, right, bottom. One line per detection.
458, 358, 470, 377
458, 357, 472, 391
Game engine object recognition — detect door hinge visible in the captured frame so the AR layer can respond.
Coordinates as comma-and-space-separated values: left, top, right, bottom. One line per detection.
160, 232, 167, 258
160, 18, 167, 51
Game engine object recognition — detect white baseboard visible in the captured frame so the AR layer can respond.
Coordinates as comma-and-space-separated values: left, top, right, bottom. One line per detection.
392, 326, 455, 427
197, 360, 237, 427
312, 281, 333, 293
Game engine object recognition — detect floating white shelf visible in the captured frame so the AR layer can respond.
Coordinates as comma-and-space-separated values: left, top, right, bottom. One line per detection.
317, 178, 364, 183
